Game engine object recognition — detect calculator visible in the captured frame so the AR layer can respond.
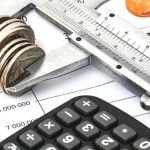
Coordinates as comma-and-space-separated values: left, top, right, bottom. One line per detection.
1, 96, 150, 150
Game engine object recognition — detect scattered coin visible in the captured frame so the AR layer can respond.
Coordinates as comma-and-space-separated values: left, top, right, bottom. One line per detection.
126, 0, 150, 17
1, 45, 45, 95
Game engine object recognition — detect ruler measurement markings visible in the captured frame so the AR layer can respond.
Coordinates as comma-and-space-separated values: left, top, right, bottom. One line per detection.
137, 46, 141, 51
103, 19, 150, 54
91, 21, 96, 25
43, 0, 150, 79
62, 1, 68, 7
43, 3, 77, 34
121, 34, 127, 39
44, 1, 82, 32
88, 27, 150, 77
99, 23, 150, 62
111, 27, 115, 32
83, 14, 88, 19
74, 8, 80, 14
66, 3, 72, 8
69, 5, 74, 10
103, 25, 144, 55
72, 7, 77, 12
77, 11, 83, 17
67, 3, 72, 8
116, 31, 120, 36
59, 0, 65, 4
80, 12, 86, 18
63, 0, 69, 6
93, 30, 148, 74
84, 28, 132, 65
143, 47, 149, 53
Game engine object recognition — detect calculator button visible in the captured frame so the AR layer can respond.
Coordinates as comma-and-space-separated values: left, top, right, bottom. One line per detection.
133, 138, 150, 150
95, 135, 119, 150
93, 111, 117, 129
56, 108, 80, 126
74, 97, 98, 116
18, 130, 43, 149
38, 144, 60, 150
2, 142, 21, 150
38, 119, 61, 138
57, 133, 80, 150
76, 121, 100, 140
113, 124, 137, 143
80, 146, 95, 150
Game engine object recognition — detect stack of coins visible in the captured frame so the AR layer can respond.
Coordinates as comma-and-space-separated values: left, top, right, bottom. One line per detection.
0, 16, 45, 95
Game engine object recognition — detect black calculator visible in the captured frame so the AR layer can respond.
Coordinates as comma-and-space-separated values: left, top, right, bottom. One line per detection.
1, 96, 150, 150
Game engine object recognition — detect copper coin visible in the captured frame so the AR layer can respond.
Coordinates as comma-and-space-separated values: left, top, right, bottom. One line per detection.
126, 0, 150, 17
1, 45, 45, 94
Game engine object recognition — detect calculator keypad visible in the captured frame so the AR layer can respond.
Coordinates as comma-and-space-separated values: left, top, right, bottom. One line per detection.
76, 121, 100, 140
1, 96, 150, 150
38, 144, 59, 150
37, 119, 61, 138
95, 135, 119, 150
113, 124, 137, 143
74, 97, 98, 116
133, 138, 150, 150
56, 108, 80, 127
18, 130, 43, 149
93, 111, 117, 129
80, 146, 95, 150
3, 143, 21, 150
56, 133, 80, 149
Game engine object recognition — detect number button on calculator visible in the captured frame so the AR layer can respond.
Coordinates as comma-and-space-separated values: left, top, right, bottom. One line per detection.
38, 144, 59, 150
3, 143, 21, 150
1, 96, 150, 150
56, 133, 80, 149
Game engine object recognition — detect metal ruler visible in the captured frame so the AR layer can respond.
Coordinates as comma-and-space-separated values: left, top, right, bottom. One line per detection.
1, 0, 150, 109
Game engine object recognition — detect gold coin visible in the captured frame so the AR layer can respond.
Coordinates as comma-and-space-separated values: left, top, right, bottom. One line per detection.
0, 38, 29, 62
0, 27, 35, 50
1, 45, 45, 95
0, 18, 25, 31
0, 42, 32, 79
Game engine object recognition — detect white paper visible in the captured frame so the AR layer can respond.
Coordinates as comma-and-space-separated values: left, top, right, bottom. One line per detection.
0, 0, 150, 142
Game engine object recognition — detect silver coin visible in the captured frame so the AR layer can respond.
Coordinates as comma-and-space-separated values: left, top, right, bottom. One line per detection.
0, 41, 32, 79
1, 45, 45, 95
0, 16, 11, 24
0, 38, 29, 61
1, 21, 28, 32
0, 27, 35, 50
0, 18, 25, 31
1, 21, 34, 39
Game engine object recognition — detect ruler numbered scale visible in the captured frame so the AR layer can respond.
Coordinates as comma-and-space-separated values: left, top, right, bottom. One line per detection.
33, 0, 150, 107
